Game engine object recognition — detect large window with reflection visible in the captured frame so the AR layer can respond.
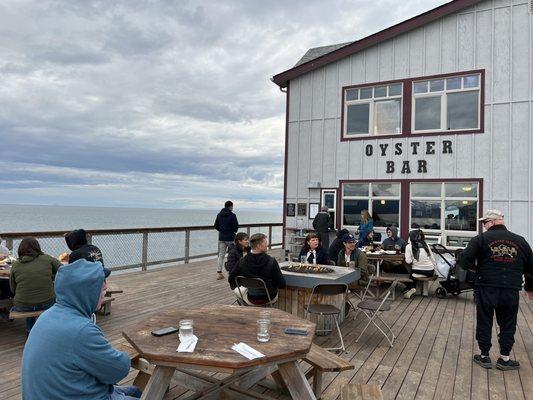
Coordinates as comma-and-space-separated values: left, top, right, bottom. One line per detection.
342, 182, 400, 229
410, 182, 479, 242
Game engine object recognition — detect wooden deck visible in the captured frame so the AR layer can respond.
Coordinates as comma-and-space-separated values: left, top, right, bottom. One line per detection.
2, 258, 533, 399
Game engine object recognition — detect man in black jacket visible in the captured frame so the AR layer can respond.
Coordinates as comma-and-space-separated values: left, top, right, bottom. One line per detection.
214, 201, 239, 280
459, 210, 533, 371
229, 233, 285, 305
313, 206, 332, 249
328, 228, 349, 264
65, 229, 111, 278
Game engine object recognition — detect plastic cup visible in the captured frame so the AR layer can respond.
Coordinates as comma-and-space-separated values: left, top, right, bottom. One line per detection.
179, 319, 193, 340
257, 319, 270, 343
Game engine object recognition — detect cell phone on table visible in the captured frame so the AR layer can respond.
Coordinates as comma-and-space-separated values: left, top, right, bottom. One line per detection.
284, 327, 308, 336
151, 326, 178, 337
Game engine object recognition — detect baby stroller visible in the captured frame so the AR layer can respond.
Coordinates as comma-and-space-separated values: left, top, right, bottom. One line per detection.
432, 243, 474, 298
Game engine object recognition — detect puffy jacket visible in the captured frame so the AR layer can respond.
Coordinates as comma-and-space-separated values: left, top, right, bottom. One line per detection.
225, 243, 248, 272
214, 208, 239, 241
458, 225, 533, 291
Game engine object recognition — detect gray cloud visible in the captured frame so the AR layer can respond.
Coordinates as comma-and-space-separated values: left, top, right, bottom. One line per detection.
0, 0, 447, 209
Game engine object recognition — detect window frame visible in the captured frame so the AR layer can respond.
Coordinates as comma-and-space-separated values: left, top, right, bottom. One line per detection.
321, 189, 338, 229
340, 69, 485, 142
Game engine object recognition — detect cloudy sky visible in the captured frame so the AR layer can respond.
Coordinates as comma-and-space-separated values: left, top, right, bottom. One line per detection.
0, 0, 447, 210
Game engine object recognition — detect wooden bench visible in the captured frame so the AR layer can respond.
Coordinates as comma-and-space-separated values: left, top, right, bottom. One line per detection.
9, 310, 45, 319
412, 274, 437, 297
303, 343, 354, 398
341, 383, 383, 400
98, 297, 115, 316
116, 341, 153, 390
106, 284, 123, 297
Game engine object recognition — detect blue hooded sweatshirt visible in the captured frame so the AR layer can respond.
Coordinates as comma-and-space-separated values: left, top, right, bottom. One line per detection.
21, 259, 130, 400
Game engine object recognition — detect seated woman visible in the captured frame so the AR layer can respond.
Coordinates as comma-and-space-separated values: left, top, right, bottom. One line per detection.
225, 232, 250, 274
336, 233, 370, 284
10, 237, 61, 333
358, 230, 377, 249
402, 229, 436, 299
299, 233, 330, 265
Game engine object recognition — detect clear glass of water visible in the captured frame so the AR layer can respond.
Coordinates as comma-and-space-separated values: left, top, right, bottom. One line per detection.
300, 255, 307, 266
348, 261, 356, 269
179, 319, 193, 340
257, 319, 270, 343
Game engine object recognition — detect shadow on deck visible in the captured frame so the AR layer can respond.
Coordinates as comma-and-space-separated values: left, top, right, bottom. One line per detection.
2, 259, 533, 399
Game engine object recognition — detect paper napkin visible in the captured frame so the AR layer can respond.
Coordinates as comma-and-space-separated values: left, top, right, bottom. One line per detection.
231, 342, 265, 360
177, 335, 198, 353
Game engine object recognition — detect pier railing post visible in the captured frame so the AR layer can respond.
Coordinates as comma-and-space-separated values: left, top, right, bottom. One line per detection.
5, 238, 13, 252
142, 232, 148, 271
246, 227, 250, 236
268, 225, 272, 249
184, 230, 190, 264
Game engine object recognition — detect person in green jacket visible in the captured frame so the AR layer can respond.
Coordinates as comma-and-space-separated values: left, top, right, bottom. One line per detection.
10, 237, 61, 333
336, 233, 371, 284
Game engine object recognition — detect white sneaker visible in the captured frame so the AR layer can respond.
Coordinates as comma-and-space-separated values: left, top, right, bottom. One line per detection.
403, 288, 416, 299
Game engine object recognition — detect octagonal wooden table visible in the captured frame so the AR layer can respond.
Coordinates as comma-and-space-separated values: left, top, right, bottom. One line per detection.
123, 304, 317, 400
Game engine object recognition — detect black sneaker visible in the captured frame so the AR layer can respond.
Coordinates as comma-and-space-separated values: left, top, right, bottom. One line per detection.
496, 358, 520, 371
473, 354, 492, 369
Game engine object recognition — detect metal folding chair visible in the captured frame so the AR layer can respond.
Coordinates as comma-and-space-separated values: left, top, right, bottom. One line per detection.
304, 283, 348, 352
234, 276, 274, 307
353, 277, 399, 347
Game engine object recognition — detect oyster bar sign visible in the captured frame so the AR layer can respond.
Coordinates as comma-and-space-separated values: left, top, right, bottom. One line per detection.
365, 139, 453, 174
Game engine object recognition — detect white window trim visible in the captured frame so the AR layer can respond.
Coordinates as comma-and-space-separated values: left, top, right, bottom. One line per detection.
409, 182, 480, 238
412, 74, 481, 134
343, 84, 403, 138
321, 189, 337, 229
341, 183, 401, 230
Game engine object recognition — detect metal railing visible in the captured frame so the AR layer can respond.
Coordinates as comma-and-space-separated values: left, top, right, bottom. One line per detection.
1, 223, 283, 272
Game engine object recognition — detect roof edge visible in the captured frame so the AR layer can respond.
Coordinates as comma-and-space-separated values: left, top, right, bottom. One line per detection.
272, 0, 482, 88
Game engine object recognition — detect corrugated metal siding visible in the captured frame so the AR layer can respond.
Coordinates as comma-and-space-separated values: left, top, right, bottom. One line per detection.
285, 0, 533, 241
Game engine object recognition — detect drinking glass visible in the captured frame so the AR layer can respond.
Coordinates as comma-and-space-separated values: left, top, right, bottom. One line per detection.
179, 319, 194, 340
300, 255, 307, 266
259, 309, 271, 321
348, 261, 356, 269
257, 319, 270, 342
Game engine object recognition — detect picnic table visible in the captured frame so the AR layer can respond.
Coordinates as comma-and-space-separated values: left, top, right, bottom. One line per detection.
122, 304, 317, 400
365, 252, 409, 281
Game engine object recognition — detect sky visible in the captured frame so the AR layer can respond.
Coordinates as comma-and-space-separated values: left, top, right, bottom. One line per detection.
0, 0, 448, 211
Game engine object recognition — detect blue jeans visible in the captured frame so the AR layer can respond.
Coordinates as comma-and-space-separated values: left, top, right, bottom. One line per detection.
109, 386, 142, 400
11, 300, 54, 332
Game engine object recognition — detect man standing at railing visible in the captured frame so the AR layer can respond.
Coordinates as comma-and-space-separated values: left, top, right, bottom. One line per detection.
214, 201, 239, 280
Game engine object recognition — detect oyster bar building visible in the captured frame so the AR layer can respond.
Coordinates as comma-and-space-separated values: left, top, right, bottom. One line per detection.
273, 0, 533, 248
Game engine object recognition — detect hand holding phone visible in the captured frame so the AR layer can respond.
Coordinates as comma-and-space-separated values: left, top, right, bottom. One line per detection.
151, 327, 178, 337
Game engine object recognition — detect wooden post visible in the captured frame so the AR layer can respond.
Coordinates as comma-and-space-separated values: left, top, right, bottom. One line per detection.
142, 232, 148, 271
268, 225, 273, 249
184, 230, 190, 264
246, 227, 251, 236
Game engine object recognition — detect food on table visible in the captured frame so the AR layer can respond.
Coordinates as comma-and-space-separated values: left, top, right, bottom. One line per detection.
281, 264, 334, 274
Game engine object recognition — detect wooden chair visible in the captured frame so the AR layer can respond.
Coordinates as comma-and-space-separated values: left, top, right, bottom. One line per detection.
234, 276, 275, 307
303, 343, 354, 398
304, 283, 348, 352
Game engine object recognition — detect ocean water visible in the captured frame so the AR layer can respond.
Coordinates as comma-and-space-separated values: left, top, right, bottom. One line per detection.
0, 204, 282, 272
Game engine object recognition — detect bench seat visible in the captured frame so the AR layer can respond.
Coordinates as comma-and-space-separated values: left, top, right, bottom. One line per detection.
303, 343, 354, 398
9, 310, 45, 319
412, 274, 437, 297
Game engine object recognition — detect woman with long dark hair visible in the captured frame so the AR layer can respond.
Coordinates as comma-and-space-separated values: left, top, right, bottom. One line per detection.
9, 237, 61, 333
402, 229, 436, 298
299, 233, 330, 265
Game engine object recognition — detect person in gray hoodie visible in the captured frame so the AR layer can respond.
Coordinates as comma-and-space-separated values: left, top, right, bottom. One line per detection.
21, 259, 141, 400
381, 226, 407, 252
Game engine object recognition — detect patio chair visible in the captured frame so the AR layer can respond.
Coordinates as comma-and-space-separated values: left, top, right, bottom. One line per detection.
234, 276, 275, 307
352, 277, 399, 347
304, 283, 348, 353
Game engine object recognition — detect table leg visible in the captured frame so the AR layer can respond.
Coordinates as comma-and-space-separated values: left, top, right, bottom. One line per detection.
277, 361, 316, 400
140, 365, 175, 400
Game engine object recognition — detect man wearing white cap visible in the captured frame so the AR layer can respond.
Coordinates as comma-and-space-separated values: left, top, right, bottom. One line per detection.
459, 209, 533, 371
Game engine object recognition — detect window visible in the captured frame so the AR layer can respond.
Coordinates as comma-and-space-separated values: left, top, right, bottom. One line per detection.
342, 182, 401, 229
344, 83, 403, 137
412, 74, 481, 133
321, 189, 337, 229
410, 182, 479, 241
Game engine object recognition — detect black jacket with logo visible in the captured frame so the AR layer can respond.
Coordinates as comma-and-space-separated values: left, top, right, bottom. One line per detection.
458, 225, 533, 291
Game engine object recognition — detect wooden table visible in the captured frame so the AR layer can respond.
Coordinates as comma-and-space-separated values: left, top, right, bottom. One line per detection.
365, 252, 407, 280
277, 262, 359, 332
123, 304, 317, 400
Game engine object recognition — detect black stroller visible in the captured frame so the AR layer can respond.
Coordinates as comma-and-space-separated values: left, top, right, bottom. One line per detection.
432, 243, 474, 298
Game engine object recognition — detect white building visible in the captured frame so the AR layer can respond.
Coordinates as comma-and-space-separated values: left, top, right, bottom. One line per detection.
273, 0, 533, 249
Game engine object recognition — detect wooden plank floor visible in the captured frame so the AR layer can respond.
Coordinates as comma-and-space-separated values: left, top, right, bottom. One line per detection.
2, 259, 533, 399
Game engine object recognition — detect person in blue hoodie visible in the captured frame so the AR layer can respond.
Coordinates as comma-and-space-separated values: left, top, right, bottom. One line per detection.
21, 259, 141, 400
214, 200, 239, 280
